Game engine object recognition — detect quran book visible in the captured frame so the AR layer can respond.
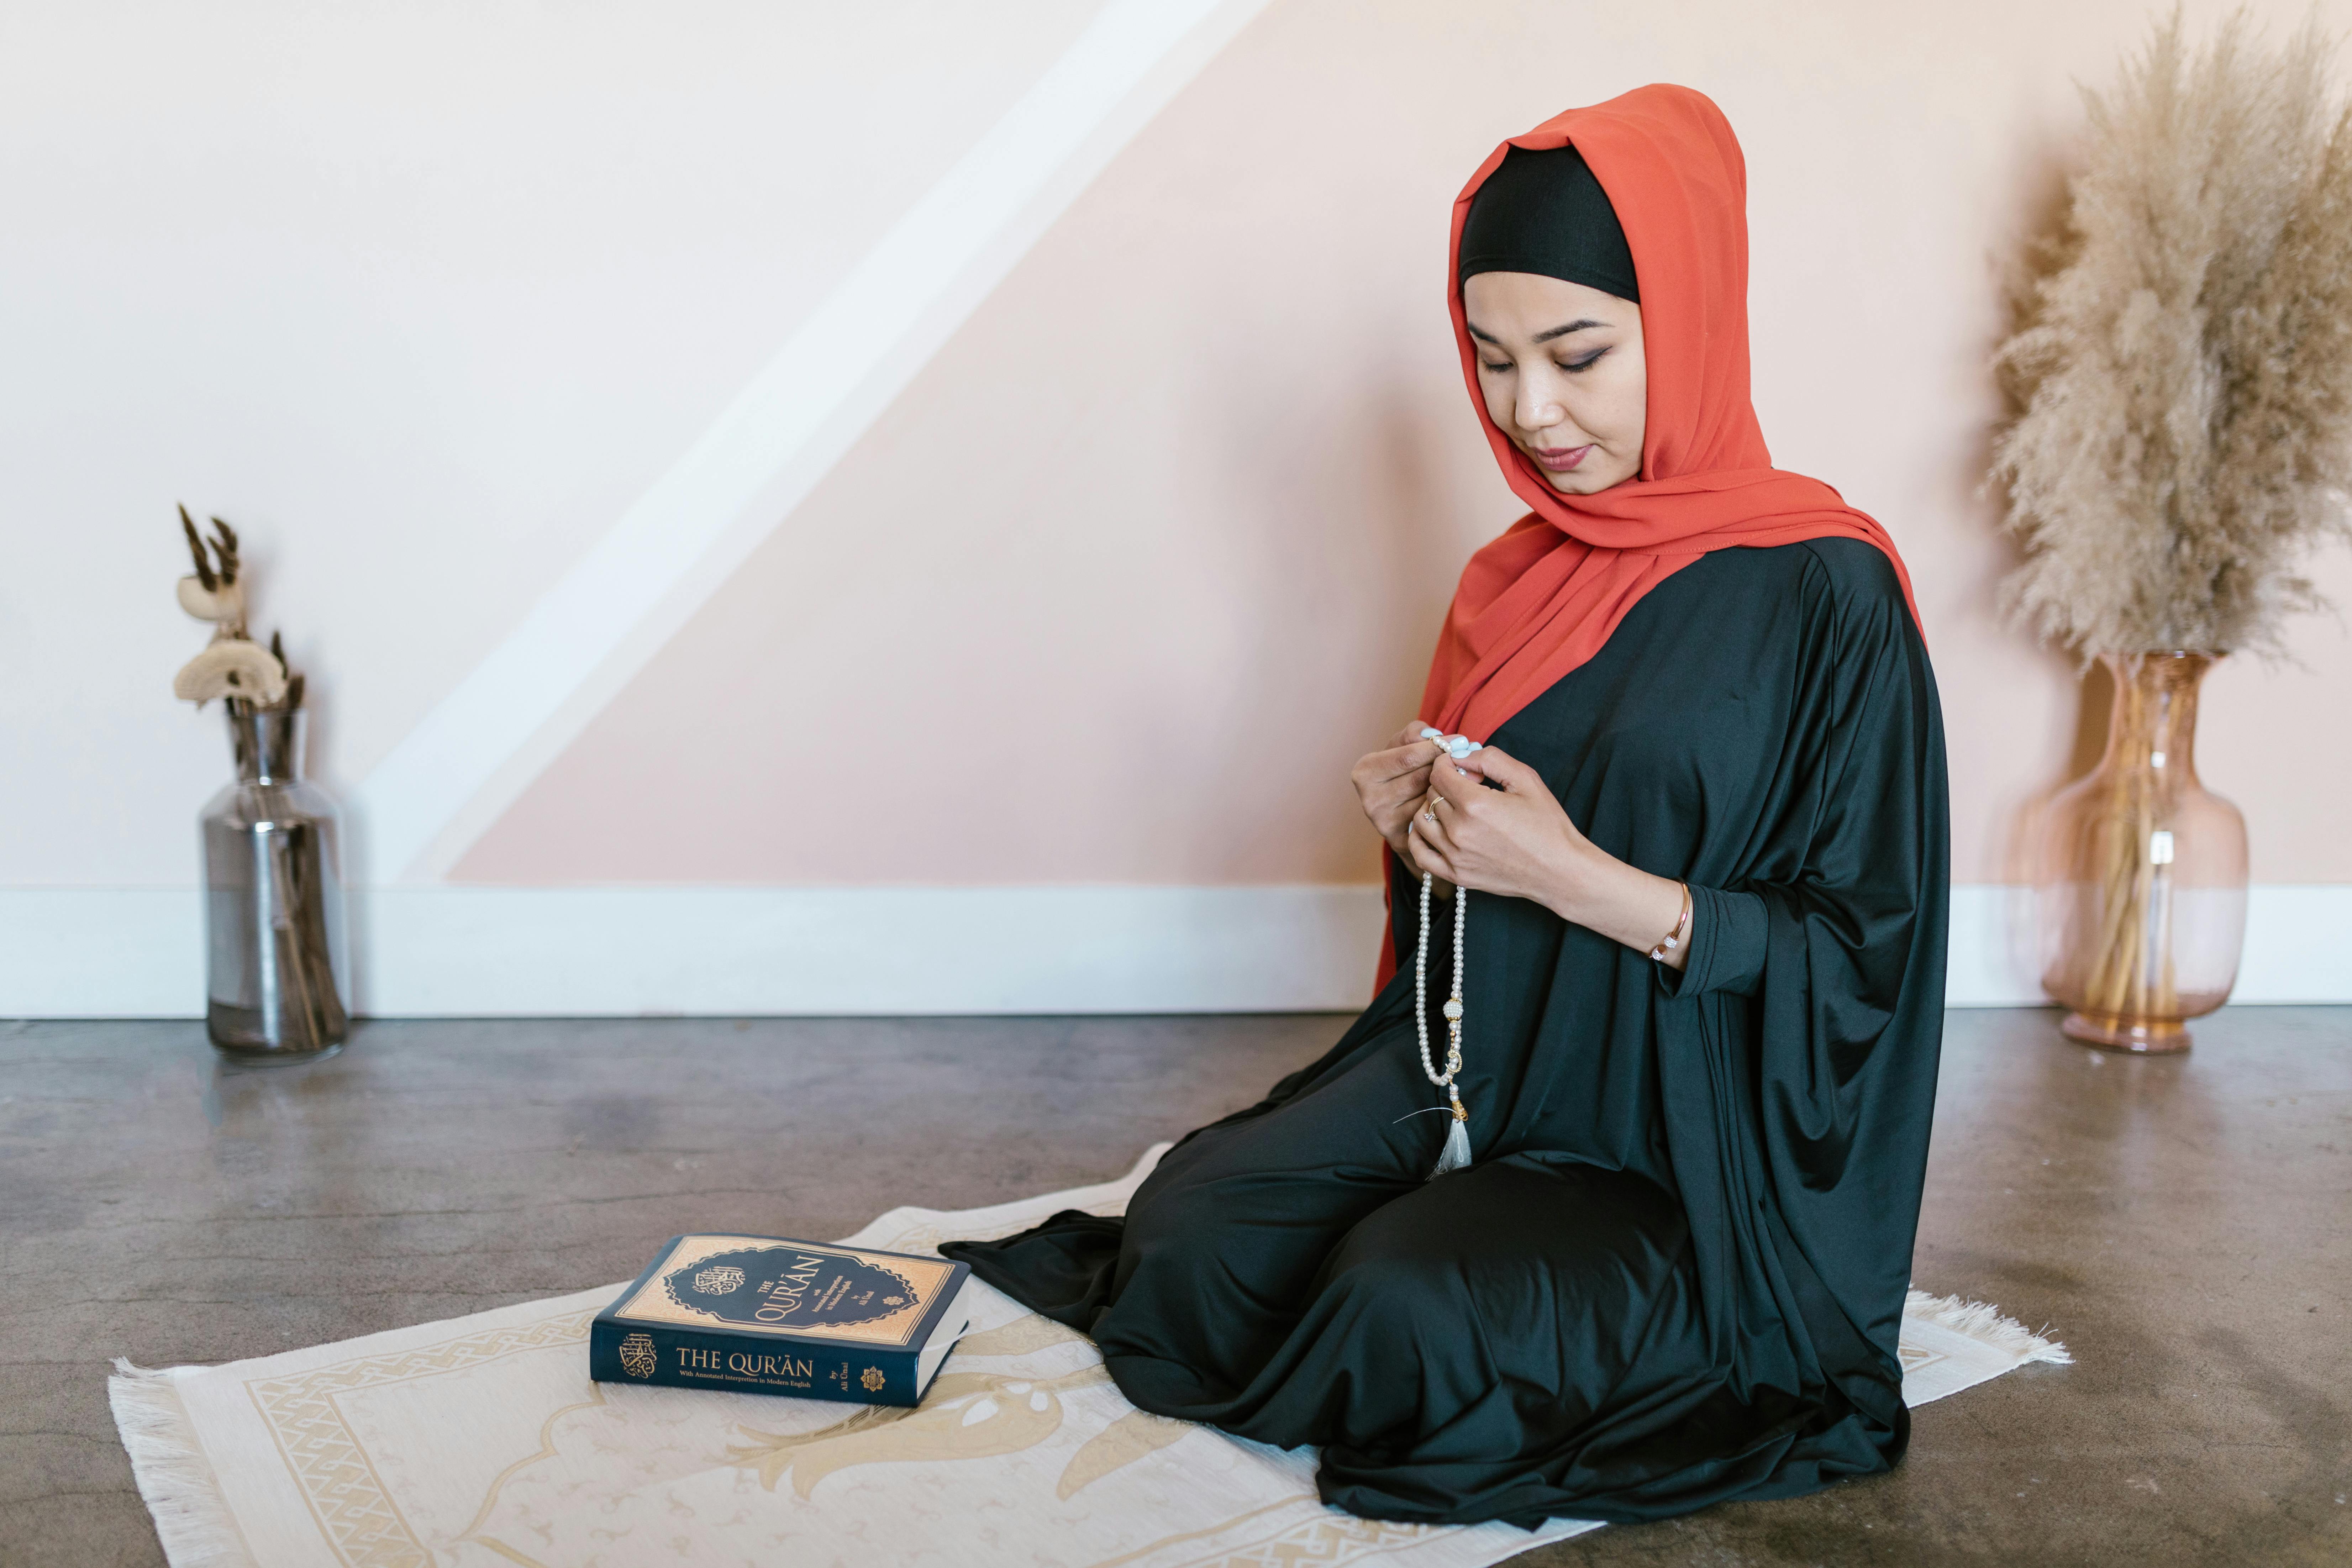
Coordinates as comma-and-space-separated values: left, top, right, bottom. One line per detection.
590, 1234, 976, 1407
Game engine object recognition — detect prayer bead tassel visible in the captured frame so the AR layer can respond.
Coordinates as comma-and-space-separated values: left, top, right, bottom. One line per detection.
1436, 1098, 1472, 1175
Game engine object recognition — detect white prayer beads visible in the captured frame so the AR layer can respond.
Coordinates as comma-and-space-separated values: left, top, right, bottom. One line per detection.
1412, 727, 1479, 1177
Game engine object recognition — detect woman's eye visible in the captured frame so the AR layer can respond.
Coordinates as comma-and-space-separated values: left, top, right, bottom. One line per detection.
1480, 359, 1512, 374
1561, 350, 1607, 374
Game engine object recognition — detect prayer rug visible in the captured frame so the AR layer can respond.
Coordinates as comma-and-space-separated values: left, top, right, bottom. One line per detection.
110, 1146, 2069, 1567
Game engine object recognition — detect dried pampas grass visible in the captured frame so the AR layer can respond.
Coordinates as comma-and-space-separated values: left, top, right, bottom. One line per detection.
1992, 9, 2352, 656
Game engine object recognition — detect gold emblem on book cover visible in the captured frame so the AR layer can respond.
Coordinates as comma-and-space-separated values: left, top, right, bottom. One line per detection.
615, 1236, 955, 1347
693, 1265, 746, 1295
860, 1366, 887, 1392
617, 1333, 658, 1379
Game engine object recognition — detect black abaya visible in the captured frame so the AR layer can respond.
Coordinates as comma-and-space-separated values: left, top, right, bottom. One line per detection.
943, 536, 1948, 1527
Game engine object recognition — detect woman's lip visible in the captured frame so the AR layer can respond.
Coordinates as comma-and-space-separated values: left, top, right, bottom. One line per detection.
1529, 443, 1592, 472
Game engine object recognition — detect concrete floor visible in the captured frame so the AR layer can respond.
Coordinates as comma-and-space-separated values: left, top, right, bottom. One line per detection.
1, 1007, 2346, 1567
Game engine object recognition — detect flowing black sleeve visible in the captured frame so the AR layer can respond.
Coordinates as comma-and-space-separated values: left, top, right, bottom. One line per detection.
1651, 540, 1949, 1475
1751, 545, 1947, 1353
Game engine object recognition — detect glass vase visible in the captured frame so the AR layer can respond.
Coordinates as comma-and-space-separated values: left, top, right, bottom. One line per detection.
2034, 652, 2247, 1052
201, 705, 351, 1059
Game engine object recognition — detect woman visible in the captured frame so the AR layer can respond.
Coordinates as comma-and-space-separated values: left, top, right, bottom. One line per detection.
943, 84, 1947, 1527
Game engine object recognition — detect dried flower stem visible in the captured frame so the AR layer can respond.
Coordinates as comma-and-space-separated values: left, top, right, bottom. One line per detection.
2072, 666, 2178, 1021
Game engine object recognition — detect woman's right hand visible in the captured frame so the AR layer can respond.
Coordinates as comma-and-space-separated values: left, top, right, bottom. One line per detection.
1351, 719, 1445, 859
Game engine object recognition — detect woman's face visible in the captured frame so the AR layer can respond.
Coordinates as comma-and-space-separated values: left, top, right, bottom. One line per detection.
1462, 271, 1646, 494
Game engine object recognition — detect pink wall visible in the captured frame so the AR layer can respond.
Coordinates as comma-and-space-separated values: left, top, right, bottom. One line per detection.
454, 0, 2352, 890
16, 2, 2327, 896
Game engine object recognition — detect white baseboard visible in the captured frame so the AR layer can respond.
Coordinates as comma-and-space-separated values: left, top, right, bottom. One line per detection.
2, 884, 2345, 1019
0, 885, 1389, 1017
1941, 884, 2352, 1006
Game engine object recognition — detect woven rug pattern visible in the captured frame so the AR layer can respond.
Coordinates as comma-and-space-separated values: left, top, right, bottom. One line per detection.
110, 1146, 2068, 1568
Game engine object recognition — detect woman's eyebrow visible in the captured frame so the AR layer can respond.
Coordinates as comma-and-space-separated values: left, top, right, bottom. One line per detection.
1464, 318, 1611, 346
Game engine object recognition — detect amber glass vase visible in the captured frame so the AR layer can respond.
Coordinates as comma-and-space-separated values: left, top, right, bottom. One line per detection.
2035, 653, 2248, 1051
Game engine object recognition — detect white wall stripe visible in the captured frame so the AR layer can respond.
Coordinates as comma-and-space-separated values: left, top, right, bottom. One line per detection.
349, 0, 1276, 885
5, 885, 2345, 1018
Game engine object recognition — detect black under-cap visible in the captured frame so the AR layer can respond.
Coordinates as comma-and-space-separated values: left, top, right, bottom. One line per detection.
1457, 143, 1640, 303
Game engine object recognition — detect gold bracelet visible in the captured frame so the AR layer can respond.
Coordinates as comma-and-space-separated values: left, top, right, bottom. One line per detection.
1648, 882, 1692, 962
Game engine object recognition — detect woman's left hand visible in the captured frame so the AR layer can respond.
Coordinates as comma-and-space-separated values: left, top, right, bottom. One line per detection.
1403, 744, 1593, 910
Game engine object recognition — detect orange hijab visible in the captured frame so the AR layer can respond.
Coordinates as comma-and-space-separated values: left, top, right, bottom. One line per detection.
1419, 84, 1920, 741
1374, 87, 1921, 991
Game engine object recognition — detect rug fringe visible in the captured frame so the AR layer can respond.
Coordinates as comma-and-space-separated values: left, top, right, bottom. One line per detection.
107, 1359, 261, 1568
1903, 1289, 2073, 1365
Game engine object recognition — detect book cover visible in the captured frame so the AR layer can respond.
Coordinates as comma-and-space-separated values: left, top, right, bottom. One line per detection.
589, 1234, 975, 1407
